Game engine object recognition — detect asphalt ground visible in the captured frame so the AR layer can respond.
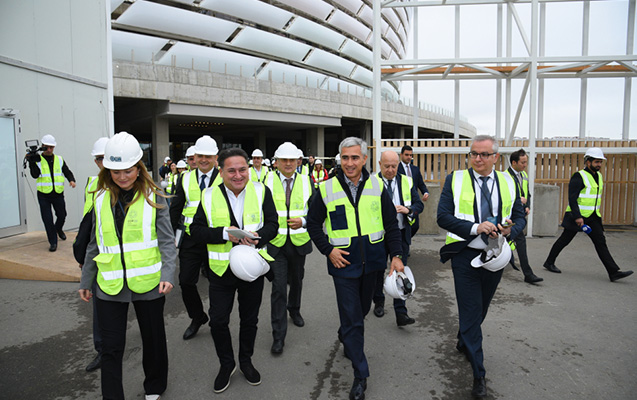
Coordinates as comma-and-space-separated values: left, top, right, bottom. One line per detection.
0, 229, 635, 400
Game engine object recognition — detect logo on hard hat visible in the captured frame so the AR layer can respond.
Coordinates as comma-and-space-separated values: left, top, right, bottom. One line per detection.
110, 156, 122, 162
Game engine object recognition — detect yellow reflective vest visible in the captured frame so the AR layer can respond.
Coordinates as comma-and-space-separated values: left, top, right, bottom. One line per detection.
83, 176, 99, 216
93, 190, 162, 295
181, 169, 222, 234
249, 166, 269, 183
201, 181, 273, 277
36, 155, 65, 194
265, 172, 312, 247
444, 170, 516, 245
566, 169, 603, 218
376, 174, 415, 226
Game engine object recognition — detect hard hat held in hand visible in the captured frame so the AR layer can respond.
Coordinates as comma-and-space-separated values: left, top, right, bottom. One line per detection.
194, 135, 218, 156
103, 131, 143, 170
274, 142, 299, 159
229, 245, 270, 282
91, 137, 109, 157
384, 266, 416, 300
41, 134, 57, 146
470, 234, 512, 272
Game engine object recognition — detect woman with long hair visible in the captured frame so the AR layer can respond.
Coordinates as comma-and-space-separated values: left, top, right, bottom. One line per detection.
79, 131, 176, 400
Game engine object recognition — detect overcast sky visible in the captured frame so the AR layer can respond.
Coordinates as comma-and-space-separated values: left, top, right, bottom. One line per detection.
402, 0, 636, 140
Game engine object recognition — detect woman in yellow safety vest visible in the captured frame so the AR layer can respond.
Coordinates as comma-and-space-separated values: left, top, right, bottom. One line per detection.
311, 159, 328, 188
78, 131, 176, 400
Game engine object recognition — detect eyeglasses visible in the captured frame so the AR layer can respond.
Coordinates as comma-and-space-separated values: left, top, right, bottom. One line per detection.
468, 151, 495, 159
95, 156, 104, 161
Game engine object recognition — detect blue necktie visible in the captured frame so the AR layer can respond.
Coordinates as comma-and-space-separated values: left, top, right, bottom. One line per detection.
199, 174, 207, 190
480, 176, 491, 244
386, 178, 394, 200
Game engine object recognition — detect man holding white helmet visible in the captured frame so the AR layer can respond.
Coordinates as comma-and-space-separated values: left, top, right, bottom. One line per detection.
437, 135, 526, 398
264, 142, 315, 355
249, 149, 269, 183
190, 148, 278, 393
543, 147, 633, 282
373, 150, 423, 327
169, 135, 222, 341
27, 134, 76, 252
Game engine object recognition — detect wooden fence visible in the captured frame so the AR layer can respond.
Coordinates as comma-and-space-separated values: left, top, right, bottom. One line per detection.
375, 139, 637, 225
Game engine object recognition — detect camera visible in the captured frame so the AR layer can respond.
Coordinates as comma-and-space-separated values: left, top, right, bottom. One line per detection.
23, 139, 46, 168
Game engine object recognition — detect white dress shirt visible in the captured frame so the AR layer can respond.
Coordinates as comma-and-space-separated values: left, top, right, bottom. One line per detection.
222, 185, 247, 240
468, 170, 499, 250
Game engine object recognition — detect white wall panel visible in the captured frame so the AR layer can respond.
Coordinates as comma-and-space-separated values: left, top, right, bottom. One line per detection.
200, 0, 293, 30
231, 28, 311, 62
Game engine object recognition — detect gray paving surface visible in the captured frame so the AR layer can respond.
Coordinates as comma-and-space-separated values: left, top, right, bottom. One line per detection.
1, 229, 636, 399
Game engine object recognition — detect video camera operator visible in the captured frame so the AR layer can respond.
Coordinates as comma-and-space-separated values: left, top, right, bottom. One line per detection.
26, 134, 76, 252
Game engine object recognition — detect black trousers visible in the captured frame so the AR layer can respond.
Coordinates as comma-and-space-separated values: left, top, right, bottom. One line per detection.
178, 239, 208, 321
96, 296, 168, 400
37, 194, 66, 246
510, 230, 536, 278
373, 228, 410, 315
270, 241, 306, 341
333, 272, 377, 380
451, 248, 503, 379
545, 215, 620, 277
208, 272, 264, 368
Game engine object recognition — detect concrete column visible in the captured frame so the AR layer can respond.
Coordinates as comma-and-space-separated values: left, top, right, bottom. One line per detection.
307, 127, 325, 158
152, 115, 169, 182
256, 131, 267, 156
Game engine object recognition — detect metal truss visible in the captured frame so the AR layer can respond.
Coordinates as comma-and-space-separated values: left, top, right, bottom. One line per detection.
372, 0, 637, 235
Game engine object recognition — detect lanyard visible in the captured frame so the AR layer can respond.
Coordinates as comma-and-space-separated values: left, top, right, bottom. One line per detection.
472, 171, 495, 218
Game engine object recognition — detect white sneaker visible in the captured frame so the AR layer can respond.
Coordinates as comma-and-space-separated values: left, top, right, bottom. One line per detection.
145, 395, 160, 400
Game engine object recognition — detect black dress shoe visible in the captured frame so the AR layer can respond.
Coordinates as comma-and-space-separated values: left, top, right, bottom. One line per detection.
610, 270, 634, 282
57, 230, 66, 240
471, 377, 487, 398
182, 314, 209, 340
271, 339, 284, 355
85, 353, 101, 372
373, 302, 384, 318
49, 244, 57, 252
349, 378, 367, 400
543, 263, 561, 273
396, 313, 415, 326
214, 364, 236, 393
240, 361, 261, 385
524, 274, 544, 284
290, 312, 305, 327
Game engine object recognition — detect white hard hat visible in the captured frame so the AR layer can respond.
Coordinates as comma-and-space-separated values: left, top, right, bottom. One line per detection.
229, 245, 270, 282
470, 234, 512, 272
164, 156, 171, 163
384, 266, 416, 300
315, 159, 322, 165
274, 142, 299, 159
264, 158, 271, 166
91, 137, 109, 157
194, 135, 219, 155
335, 153, 341, 164
252, 149, 264, 157
103, 131, 143, 170
176, 160, 187, 169
185, 145, 196, 157
584, 147, 606, 160
41, 134, 57, 146
297, 149, 304, 158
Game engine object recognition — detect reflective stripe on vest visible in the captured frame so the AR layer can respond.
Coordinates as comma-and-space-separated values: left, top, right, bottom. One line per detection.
36, 155, 64, 194
445, 170, 516, 245
265, 172, 311, 247
181, 170, 222, 234
250, 166, 269, 183
83, 176, 99, 216
312, 169, 328, 188
506, 169, 529, 198
93, 190, 161, 295
320, 176, 385, 248
566, 169, 603, 218
201, 181, 273, 277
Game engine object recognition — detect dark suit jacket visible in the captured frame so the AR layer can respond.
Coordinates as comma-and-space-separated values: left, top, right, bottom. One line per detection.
169, 168, 219, 248
266, 171, 315, 258
398, 162, 428, 196
376, 172, 424, 245
437, 169, 527, 263
506, 166, 531, 212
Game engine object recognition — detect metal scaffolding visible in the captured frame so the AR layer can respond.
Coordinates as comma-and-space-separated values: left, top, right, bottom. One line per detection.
372, 0, 637, 235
